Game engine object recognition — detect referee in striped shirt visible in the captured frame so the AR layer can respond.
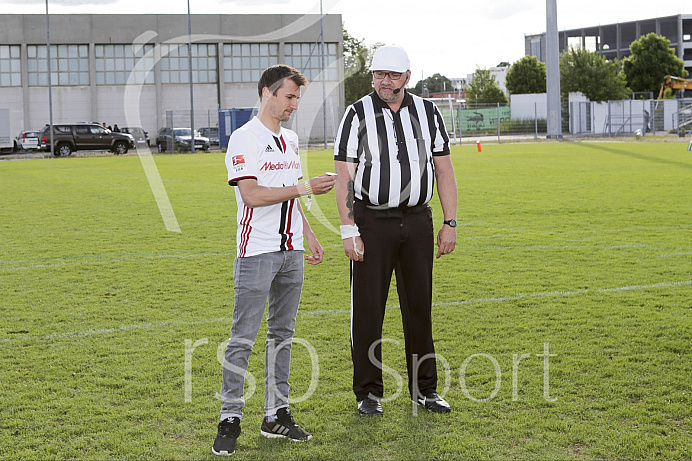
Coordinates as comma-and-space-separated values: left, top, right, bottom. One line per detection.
334, 45, 458, 416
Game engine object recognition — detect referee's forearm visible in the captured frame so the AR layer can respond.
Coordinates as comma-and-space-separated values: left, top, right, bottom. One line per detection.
434, 157, 458, 220
334, 161, 356, 225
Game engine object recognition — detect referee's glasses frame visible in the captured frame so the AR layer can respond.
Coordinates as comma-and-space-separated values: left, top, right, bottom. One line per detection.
372, 71, 405, 80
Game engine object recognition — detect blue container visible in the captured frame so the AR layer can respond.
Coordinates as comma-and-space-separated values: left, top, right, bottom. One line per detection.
218, 108, 257, 149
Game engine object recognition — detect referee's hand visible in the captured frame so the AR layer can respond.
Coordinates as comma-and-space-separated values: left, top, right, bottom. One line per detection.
343, 235, 364, 262
436, 226, 456, 259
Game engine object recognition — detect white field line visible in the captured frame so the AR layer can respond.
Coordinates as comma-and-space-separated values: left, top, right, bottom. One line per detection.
2, 280, 690, 344
436, 280, 692, 306
137, 149, 181, 233
2, 242, 688, 272
0, 250, 235, 271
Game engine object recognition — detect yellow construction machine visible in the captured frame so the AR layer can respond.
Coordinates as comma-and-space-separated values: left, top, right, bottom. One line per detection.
658, 75, 692, 99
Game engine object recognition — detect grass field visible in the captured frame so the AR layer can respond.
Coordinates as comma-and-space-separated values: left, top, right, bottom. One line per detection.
1, 141, 690, 460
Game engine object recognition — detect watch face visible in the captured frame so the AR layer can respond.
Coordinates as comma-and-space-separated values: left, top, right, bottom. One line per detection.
445, 219, 457, 227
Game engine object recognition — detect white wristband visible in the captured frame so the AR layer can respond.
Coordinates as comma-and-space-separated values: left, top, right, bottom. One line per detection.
340, 224, 360, 239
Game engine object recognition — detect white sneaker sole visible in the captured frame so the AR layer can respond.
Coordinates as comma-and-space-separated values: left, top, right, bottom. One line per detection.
260, 429, 312, 442
211, 447, 235, 456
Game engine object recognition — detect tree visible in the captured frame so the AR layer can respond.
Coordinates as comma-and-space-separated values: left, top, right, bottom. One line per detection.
464, 68, 509, 105
505, 56, 546, 95
559, 47, 629, 102
410, 73, 453, 96
622, 33, 688, 98
343, 28, 377, 106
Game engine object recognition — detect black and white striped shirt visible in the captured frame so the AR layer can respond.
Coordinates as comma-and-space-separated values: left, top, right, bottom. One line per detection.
334, 91, 450, 208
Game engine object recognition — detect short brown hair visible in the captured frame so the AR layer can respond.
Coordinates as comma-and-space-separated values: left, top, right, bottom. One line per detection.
257, 65, 308, 100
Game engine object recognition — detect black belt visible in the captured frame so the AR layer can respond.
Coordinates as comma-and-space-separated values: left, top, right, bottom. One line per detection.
358, 200, 429, 218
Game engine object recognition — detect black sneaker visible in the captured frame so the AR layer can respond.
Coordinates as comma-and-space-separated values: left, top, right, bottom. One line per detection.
212, 417, 241, 456
260, 407, 312, 442
357, 397, 383, 416
416, 392, 452, 413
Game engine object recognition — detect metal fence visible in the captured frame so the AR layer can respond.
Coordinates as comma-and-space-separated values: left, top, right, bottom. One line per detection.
164, 110, 219, 132
162, 99, 692, 149
569, 98, 692, 138
435, 98, 692, 144
438, 102, 548, 143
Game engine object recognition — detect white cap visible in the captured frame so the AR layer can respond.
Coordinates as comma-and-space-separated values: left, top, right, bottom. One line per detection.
370, 45, 410, 73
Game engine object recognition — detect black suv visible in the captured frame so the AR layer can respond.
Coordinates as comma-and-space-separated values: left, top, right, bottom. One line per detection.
40, 123, 135, 157
156, 127, 210, 152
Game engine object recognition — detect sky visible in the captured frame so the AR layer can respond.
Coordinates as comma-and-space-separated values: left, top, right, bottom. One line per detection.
4, 0, 689, 84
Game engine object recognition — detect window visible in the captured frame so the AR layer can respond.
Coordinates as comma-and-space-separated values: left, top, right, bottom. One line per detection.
223, 43, 279, 82
284, 42, 338, 81
0, 45, 21, 87
160, 43, 217, 84
95, 44, 155, 85
27, 45, 89, 86
530, 38, 541, 59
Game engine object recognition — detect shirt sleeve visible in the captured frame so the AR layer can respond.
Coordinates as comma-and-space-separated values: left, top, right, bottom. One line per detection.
431, 103, 451, 157
334, 105, 360, 163
225, 130, 258, 186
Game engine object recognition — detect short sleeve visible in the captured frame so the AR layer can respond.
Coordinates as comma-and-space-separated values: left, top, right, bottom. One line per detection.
225, 130, 258, 186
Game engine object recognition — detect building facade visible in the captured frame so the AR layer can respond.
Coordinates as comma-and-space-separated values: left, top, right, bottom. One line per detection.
525, 14, 692, 79
0, 14, 344, 143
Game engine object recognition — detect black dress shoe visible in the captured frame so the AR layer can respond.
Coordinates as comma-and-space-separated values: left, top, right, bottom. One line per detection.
357, 397, 383, 416
416, 392, 452, 413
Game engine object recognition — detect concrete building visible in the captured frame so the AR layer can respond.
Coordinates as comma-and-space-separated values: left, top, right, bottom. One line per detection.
0, 14, 344, 144
462, 66, 510, 100
525, 14, 692, 82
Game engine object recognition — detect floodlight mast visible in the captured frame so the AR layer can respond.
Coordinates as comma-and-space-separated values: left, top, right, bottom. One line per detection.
46, 0, 55, 158
320, 0, 327, 149
546, 0, 562, 139
188, 0, 195, 153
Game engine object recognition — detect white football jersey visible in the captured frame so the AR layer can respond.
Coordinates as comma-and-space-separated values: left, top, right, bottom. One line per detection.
225, 117, 304, 257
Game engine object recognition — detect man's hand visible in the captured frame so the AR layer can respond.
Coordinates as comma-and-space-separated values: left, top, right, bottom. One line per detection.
342, 235, 364, 262
306, 174, 336, 195
436, 225, 456, 259
304, 231, 324, 265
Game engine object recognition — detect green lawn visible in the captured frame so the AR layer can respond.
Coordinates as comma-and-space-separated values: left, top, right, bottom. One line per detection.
1, 141, 690, 460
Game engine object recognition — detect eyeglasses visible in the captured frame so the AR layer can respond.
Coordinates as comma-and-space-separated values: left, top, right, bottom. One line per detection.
373, 71, 404, 80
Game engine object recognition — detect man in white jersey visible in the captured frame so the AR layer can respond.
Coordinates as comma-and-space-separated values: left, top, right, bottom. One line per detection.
213, 65, 336, 457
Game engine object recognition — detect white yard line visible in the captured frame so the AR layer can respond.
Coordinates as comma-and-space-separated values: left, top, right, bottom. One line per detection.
3, 280, 689, 344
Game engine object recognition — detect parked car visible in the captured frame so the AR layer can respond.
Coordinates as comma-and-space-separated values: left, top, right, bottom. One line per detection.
156, 127, 210, 152
198, 127, 219, 146
14, 130, 40, 151
120, 127, 150, 147
39, 123, 135, 157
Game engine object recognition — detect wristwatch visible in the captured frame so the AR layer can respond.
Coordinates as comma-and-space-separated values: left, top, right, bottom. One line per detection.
443, 219, 457, 228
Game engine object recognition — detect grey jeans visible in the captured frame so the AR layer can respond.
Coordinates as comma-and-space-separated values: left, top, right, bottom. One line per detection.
219, 250, 304, 421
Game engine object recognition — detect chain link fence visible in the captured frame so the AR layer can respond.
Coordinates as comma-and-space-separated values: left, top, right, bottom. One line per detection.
436, 97, 692, 144
162, 98, 692, 149
164, 109, 219, 132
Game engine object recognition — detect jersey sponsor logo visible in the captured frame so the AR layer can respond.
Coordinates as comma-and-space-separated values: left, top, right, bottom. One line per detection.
265, 144, 275, 152
260, 160, 301, 171
232, 154, 246, 172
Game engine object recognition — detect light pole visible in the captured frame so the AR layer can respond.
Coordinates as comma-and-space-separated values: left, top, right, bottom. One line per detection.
546, 0, 562, 138
187, 0, 195, 152
46, 0, 54, 158
320, 0, 327, 149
